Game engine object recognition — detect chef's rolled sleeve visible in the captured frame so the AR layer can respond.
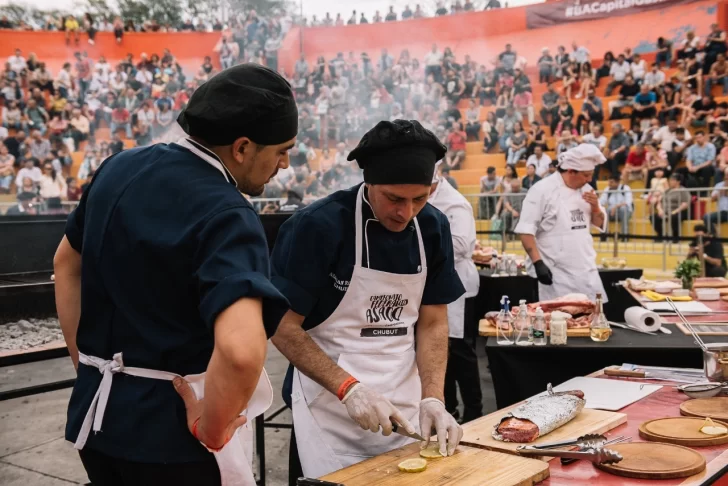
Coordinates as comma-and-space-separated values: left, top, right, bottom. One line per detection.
271, 211, 337, 317
514, 190, 543, 235
195, 206, 289, 337
422, 216, 465, 305
65, 195, 87, 252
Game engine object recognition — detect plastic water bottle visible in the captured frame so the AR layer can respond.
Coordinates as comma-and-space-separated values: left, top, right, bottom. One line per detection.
515, 300, 532, 346
496, 295, 513, 345
532, 306, 547, 346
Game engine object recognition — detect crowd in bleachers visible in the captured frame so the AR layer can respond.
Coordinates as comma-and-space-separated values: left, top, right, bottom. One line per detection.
301, 0, 503, 27
4, 7, 728, 240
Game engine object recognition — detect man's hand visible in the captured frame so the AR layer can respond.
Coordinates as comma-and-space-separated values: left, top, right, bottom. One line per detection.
174, 377, 247, 451
512, 210, 520, 218
610, 207, 617, 217
419, 398, 463, 457
583, 191, 600, 212
534, 260, 553, 285
688, 165, 697, 173
342, 383, 415, 436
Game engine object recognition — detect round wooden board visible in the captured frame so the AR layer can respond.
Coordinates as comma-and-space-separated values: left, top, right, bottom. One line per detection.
638, 417, 728, 446
680, 397, 728, 422
595, 443, 706, 479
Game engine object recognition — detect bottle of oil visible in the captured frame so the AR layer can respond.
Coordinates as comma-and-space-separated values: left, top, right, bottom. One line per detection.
590, 293, 612, 342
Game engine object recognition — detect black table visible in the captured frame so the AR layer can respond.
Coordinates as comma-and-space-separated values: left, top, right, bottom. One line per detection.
485, 327, 728, 409
474, 267, 643, 324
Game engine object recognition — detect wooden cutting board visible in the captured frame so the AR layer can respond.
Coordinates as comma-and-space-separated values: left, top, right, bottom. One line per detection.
319, 442, 550, 486
638, 417, 728, 446
693, 277, 728, 289
680, 397, 728, 421
596, 442, 706, 479
479, 319, 591, 337
460, 405, 626, 460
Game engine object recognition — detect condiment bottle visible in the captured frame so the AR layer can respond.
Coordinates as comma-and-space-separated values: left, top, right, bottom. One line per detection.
550, 313, 568, 345
496, 295, 513, 346
532, 306, 547, 346
515, 300, 532, 346
590, 293, 612, 342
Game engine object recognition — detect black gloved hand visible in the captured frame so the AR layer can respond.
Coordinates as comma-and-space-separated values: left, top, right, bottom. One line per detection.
534, 260, 553, 285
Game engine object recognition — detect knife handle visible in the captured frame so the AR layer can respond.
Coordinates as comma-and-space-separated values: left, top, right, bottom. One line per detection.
296, 478, 345, 486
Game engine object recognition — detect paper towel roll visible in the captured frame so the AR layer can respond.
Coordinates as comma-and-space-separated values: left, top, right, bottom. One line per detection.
624, 306, 662, 333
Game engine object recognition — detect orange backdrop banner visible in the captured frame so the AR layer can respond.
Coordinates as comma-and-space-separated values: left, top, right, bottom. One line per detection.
278, 6, 529, 73
0, 30, 221, 68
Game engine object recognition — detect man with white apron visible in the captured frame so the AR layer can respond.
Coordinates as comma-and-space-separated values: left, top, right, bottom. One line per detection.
270, 120, 465, 484
53, 64, 298, 485
515, 143, 609, 303
428, 163, 482, 423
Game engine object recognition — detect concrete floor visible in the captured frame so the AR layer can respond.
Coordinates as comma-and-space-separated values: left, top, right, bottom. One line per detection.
0, 340, 496, 486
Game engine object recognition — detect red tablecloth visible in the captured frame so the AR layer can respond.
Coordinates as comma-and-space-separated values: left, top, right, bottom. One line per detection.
541, 374, 728, 485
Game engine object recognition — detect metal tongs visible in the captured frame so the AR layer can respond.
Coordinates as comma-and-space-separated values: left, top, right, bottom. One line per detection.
519, 433, 607, 450
665, 297, 709, 352
516, 435, 628, 465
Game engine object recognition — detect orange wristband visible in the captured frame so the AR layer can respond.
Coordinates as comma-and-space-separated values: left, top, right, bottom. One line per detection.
192, 418, 226, 452
337, 376, 359, 401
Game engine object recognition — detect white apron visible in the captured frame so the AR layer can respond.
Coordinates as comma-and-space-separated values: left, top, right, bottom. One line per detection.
291, 184, 428, 478
532, 184, 607, 303
72, 137, 274, 485
74, 352, 271, 486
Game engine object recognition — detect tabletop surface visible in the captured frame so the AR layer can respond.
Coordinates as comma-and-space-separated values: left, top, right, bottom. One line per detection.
459, 372, 728, 486
484, 325, 728, 350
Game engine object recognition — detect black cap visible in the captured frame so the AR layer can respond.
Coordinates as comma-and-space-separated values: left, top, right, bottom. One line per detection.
177, 63, 298, 146
347, 120, 446, 185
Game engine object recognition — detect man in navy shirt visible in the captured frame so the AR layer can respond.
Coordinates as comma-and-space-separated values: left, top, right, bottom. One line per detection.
270, 120, 465, 483
53, 64, 297, 485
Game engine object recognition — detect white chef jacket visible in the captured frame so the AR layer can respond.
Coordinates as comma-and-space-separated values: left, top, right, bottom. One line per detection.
429, 176, 480, 338
514, 172, 608, 302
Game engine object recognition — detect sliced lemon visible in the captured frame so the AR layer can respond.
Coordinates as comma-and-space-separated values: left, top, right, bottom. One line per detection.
419, 444, 444, 459
398, 458, 427, 473
700, 417, 728, 436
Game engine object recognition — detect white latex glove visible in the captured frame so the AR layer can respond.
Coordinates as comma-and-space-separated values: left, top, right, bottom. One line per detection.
341, 383, 416, 436
419, 398, 463, 457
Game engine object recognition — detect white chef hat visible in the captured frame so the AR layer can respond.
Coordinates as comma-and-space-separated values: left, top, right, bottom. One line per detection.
557, 143, 606, 171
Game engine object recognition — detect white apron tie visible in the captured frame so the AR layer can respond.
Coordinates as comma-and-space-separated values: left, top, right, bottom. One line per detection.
74, 351, 272, 486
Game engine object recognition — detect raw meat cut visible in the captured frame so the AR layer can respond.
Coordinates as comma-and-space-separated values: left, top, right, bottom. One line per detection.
493, 385, 586, 443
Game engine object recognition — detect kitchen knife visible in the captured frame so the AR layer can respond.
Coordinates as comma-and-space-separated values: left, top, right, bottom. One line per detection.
391, 421, 426, 442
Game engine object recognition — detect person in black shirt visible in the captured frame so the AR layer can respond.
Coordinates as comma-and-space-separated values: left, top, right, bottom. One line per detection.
688, 94, 717, 128
688, 224, 727, 277
385, 6, 397, 21
704, 23, 728, 73
55, 64, 297, 486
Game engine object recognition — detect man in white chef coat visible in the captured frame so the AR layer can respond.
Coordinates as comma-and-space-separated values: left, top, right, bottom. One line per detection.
429, 162, 482, 423
515, 144, 608, 302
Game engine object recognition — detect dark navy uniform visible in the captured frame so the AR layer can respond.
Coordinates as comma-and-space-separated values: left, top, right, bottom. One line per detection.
65, 140, 288, 464
272, 183, 465, 405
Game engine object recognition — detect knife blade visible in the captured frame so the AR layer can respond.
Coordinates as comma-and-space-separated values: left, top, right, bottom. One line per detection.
391, 422, 426, 442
